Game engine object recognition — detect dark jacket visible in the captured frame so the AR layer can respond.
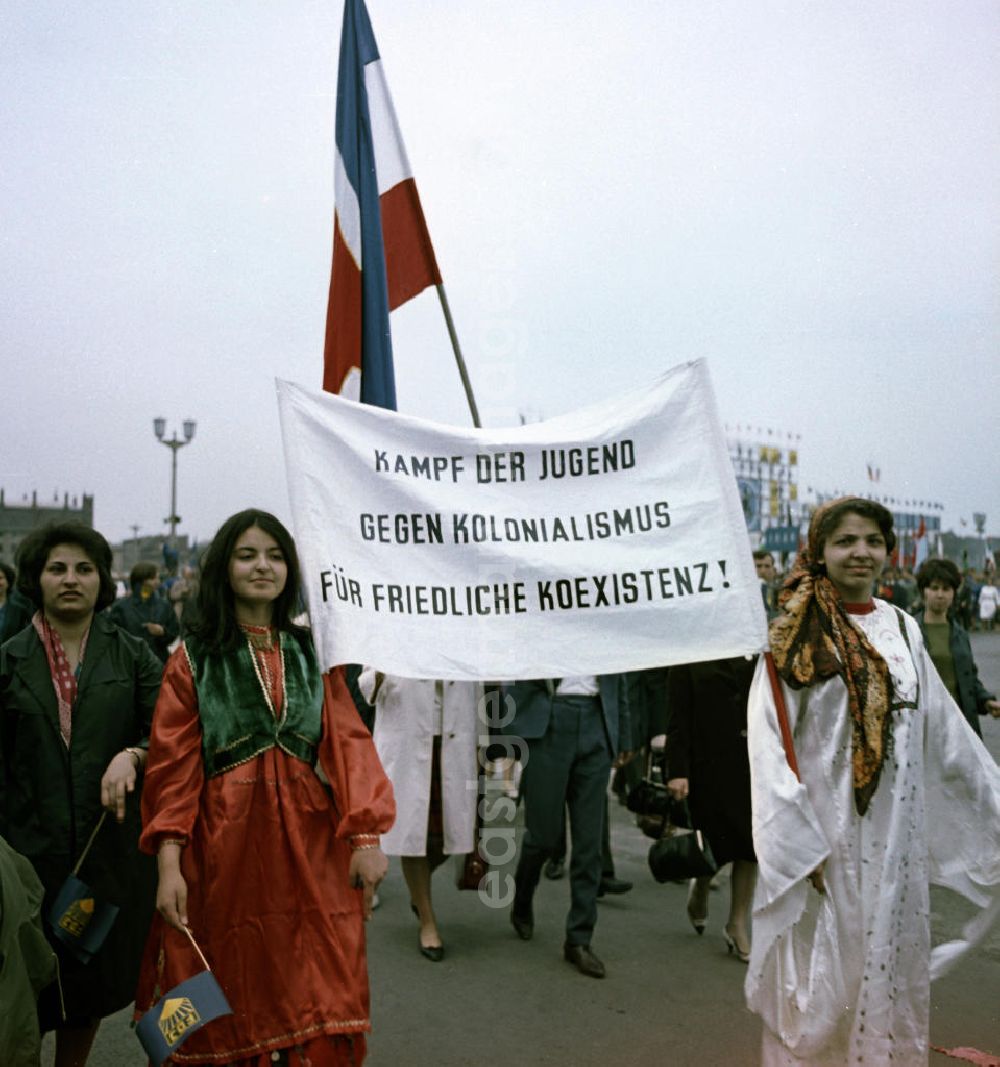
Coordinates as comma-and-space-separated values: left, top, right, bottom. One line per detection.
0, 834, 57, 1065
105, 592, 179, 663
0, 614, 161, 1021
502, 676, 630, 758
914, 611, 994, 737
0, 587, 35, 646
665, 656, 757, 865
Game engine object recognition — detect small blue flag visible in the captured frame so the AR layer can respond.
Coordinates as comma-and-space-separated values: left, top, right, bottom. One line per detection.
136, 970, 233, 1066
47, 874, 119, 963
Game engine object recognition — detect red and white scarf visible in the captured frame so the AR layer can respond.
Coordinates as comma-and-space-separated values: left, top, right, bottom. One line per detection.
32, 611, 90, 747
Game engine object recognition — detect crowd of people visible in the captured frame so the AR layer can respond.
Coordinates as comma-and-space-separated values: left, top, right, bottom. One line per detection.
1, 496, 999, 1066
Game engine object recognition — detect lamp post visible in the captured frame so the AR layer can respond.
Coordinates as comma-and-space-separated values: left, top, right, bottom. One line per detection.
153, 417, 197, 550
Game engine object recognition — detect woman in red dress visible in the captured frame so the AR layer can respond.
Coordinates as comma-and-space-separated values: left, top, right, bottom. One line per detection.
134, 509, 394, 1066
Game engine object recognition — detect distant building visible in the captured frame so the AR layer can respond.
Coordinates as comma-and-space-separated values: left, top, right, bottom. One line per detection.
0, 489, 94, 565
112, 535, 194, 578
726, 426, 805, 548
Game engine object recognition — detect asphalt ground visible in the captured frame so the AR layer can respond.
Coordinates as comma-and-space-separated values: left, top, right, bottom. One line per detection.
50, 633, 1000, 1066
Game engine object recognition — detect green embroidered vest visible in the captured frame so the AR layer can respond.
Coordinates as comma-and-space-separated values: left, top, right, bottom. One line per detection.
182, 632, 324, 778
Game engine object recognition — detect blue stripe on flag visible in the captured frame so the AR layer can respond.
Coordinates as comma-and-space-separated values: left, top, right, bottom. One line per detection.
335, 0, 396, 410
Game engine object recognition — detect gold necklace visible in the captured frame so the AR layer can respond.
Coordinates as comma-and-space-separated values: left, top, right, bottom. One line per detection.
239, 623, 275, 651
246, 633, 285, 721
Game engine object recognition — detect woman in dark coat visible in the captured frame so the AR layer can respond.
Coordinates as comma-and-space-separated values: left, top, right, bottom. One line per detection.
0, 522, 161, 1066
666, 656, 757, 962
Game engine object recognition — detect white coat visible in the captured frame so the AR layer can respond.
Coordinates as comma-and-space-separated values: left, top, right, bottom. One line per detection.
358, 671, 483, 857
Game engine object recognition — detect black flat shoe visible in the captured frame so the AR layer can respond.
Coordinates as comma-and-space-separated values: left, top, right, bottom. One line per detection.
419, 938, 444, 962
597, 876, 633, 897
510, 905, 534, 941
563, 942, 605, 978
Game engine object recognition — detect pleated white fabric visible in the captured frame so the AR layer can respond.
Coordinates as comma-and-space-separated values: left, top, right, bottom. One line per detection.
746, 600, 1000, 1066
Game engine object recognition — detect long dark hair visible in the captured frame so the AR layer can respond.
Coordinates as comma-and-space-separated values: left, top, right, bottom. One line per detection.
15, 523, 117, 612
190, 509, 309, 653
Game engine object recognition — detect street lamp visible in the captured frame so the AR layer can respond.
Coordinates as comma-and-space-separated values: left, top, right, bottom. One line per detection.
153, 417, 197, 549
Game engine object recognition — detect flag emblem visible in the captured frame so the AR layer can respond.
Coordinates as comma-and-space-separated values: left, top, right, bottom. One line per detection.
158, 996, 202, 1046
57, 895, 95, 937
48, 874, 119, 962
136, 970, 232, 1066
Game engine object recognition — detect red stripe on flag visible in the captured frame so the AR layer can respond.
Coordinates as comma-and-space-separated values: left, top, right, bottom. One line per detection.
323, 220, 363, 395
381, 178, 442, 311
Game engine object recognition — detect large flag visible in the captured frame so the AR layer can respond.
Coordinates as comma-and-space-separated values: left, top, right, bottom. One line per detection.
323, 0, 441, 408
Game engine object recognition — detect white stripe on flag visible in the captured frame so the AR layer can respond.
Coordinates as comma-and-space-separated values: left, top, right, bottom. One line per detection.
334, 147, 362, 268
365, 58, 413, 195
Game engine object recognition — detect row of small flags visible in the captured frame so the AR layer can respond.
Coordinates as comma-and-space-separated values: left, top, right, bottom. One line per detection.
817, 489, 945, 511
726, 425, 803, 441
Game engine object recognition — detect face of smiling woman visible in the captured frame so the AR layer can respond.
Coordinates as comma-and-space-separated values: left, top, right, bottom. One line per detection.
40, 543, 101, 623
821, 513, 888, 603
228, 525, 288, 624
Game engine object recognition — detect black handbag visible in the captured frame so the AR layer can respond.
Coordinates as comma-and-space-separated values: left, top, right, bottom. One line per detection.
626, 748, 676, 839
647, 802, 718, 883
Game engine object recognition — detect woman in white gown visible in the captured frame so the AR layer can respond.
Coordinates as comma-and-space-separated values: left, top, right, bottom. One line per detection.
745, 497, 1000, 1066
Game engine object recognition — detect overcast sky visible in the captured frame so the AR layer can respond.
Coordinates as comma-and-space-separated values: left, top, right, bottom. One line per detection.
3, 1, 997, 548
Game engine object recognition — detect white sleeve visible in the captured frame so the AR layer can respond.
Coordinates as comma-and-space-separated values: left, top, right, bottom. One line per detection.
747, 657, 830, 908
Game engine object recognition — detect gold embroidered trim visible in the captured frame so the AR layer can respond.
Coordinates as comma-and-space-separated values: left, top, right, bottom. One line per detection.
209, 744, 277, 775
166, 1018, 371, 1062
215, 733, 253, 755
228, 771, 314, 785
246, 633, 287, 724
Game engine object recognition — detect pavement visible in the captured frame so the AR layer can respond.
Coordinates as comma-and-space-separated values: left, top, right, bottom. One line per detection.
52, 633, 1000, 1066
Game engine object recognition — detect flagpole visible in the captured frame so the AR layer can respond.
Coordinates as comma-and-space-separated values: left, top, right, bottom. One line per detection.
72, 811, 108, 877
183, 926, 213, 972
764, 652, 799, 779
435, 283, 482, 429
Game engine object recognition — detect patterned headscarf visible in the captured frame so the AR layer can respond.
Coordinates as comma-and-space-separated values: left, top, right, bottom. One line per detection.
769, 498, 892, 815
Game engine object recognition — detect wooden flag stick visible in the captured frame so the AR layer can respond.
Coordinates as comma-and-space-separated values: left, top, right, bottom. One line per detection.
183, 926, 212, 973
72, 810, 108, 877
435, 283, 482, 428
764, 651, 800, 780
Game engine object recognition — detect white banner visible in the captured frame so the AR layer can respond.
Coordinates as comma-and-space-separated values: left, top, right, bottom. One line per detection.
277, 360, 768, 678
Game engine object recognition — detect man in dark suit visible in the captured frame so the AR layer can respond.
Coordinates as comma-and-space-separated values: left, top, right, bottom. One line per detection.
504, 675, 630, 978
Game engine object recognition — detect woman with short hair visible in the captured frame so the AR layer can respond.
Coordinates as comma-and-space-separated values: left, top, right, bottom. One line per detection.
914, 557, 1000, 737
0, 522, 161, 1066
745, 497, 1000, 1066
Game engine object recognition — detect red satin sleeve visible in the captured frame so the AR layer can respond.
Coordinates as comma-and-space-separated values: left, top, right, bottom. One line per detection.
317, 666, 396, 839
139, 647, 205, 854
